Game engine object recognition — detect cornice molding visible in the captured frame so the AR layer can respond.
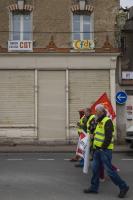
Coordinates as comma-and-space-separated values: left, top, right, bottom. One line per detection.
7, 3, 33, 12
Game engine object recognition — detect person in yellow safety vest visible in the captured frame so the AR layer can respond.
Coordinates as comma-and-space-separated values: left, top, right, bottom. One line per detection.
86, 114, 96, 161
86, 112, 120, 181
83, 104, 129, 198
77, 112, 86, 135
70, 110, 85, 162
77, 108, 94, 134
86, 114, 95, 135
75, 108, 95, 167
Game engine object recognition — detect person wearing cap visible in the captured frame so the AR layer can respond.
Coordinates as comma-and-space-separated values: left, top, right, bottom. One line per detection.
83, 104, 129, 198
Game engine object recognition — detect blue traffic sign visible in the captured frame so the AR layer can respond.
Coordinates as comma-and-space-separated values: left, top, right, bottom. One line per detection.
116, 91, 128, 104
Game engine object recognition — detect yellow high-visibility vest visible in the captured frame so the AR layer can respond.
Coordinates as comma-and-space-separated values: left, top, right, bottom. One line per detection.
87, 114, 95, 135
93, 116, 115, 150
77, 115, 85, 134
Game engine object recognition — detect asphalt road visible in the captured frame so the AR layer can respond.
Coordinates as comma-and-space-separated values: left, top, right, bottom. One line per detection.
0, 152, 132, 200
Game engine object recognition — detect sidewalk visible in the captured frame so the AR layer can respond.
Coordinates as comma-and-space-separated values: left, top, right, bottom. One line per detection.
0, 143, 132, 153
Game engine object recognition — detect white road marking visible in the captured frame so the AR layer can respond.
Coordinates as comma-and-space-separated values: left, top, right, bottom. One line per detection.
5, 158, 72, 161
7, 158, 23, 161
38, 158, 55, 161
121, 158, 133, 161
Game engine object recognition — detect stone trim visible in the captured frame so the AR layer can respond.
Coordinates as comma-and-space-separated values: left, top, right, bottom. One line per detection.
7, 3, 33, 12
0, 36, 120, 54
71, 0, 94, 14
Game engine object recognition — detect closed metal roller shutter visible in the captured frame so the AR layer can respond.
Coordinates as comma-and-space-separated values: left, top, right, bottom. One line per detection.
0, 70, 35, 126
38, 71, 66, 140
69, 70, 110, 125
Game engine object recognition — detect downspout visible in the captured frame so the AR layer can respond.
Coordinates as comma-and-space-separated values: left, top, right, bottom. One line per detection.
66, 69, 69, 142
35, 69, 38, 139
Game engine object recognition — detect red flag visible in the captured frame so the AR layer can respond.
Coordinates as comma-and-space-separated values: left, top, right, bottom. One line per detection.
91, 92, 116, 120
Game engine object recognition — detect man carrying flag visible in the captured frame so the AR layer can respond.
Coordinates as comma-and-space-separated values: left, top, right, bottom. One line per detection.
83, 104, 129, 198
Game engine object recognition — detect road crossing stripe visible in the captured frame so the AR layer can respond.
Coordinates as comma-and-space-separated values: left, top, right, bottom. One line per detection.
7, 158, 23, 161
5, 158, 72, 161
121, 158, 133, 161
38, 158, 55, 161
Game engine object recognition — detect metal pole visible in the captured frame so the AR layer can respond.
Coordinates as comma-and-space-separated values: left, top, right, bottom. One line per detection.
66, 69, 69, 141
35, 69, 38, 138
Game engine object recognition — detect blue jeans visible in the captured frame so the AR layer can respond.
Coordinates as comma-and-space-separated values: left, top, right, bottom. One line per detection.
90, 149, 128, 192
79, 158, 84, 166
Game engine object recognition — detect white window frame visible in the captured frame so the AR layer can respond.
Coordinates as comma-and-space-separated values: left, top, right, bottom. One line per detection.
72, 13, 94, 41
9, 12, 33, 41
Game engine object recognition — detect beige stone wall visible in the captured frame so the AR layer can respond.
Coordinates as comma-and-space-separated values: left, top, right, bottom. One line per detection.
33, 0, 120, 48
0, 0, 9, 47
0, 0, 120, 49
94, 0, 120, 48
33, 0, 71, 48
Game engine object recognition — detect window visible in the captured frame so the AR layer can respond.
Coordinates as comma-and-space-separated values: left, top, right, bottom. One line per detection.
11, 12, 32, 40
72, 14, 93, 40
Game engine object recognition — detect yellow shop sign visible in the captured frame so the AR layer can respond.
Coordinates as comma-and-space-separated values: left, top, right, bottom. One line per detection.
73, 40, 95, 50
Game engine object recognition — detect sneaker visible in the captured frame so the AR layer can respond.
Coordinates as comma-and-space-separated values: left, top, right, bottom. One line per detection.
75, 163, 83, 168
70, 157, 79, 162
118, 186, 129, 198
83, 188, 98, 194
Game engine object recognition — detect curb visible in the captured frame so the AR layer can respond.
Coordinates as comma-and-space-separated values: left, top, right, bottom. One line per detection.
0, 145, 132, 153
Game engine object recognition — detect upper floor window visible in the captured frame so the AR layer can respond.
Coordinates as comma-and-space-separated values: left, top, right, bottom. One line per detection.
11, 12, 32, 41
72, 14, 93, 40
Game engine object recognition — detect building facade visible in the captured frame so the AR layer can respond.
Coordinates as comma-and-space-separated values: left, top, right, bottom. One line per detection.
116, 6, 133, 142
0, 0, 120, 144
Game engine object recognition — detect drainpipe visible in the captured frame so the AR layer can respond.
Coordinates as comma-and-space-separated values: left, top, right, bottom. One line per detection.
66, 69, 69, 142
35, 69, 38, 138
